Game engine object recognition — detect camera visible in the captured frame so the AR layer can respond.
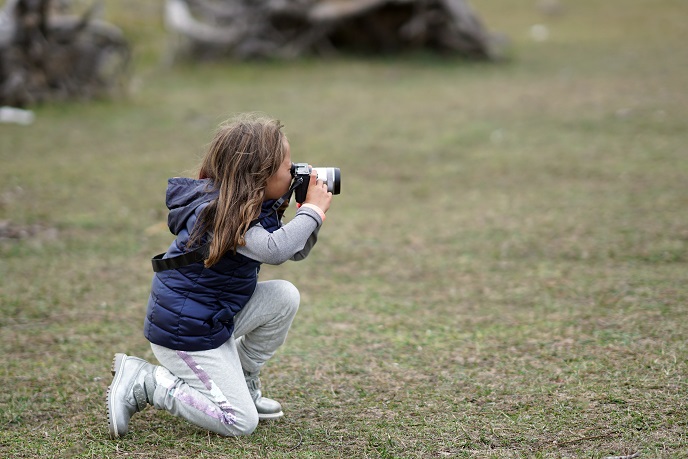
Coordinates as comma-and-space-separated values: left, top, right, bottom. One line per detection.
291, 162, 341, 204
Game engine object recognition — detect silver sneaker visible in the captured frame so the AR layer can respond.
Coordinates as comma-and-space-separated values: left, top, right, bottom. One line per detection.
107, 353, 156, 438
244, 371, 284, 420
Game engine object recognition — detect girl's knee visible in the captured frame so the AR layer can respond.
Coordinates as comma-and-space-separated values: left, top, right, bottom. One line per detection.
217, 409, 259, 437
275, 280, 300, 313
234, 412, 259, 436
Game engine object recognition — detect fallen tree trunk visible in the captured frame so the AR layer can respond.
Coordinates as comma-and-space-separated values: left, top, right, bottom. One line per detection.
0, 0, 131, 107
165, 0, 505, 61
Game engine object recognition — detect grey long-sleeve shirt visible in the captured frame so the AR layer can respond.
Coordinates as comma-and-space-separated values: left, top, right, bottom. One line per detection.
236, 206, 322, 265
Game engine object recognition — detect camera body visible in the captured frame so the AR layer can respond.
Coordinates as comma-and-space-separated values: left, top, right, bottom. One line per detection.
291, 162, 341, 204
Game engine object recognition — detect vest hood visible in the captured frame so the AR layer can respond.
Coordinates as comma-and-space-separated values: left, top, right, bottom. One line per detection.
165, 178, 217, 236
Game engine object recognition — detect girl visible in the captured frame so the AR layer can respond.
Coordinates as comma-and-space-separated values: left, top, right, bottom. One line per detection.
107, 114, 332, 438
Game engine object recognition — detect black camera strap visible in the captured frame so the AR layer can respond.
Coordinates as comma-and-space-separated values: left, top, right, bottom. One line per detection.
265, 176, 302, 216
152, 243, 209, 272
151, 178, 304, 273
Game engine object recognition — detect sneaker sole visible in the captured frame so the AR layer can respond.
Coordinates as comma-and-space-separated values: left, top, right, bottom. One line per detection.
258, 411, 284, 421
107, 353, 127, 439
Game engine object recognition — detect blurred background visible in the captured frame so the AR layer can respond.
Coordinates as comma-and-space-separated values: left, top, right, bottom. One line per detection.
1, 1, 686, 458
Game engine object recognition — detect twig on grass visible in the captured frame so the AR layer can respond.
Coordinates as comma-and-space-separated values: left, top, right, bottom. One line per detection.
602, 453, 640, 459
288, 429, 303, 451
554, 430, 617, 446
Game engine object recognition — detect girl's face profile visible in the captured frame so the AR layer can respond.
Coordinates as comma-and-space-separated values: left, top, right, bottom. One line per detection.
264, 137, 293, 200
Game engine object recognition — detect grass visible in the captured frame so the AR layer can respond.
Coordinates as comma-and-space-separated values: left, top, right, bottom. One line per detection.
1, 0, 687, 457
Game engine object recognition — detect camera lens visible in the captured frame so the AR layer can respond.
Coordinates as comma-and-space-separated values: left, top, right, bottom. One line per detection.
312, 167, 341, 195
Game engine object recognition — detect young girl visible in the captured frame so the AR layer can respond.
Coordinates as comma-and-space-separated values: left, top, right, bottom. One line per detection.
107, 114, 332, 438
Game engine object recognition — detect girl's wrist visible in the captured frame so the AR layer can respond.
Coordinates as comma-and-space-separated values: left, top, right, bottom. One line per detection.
299, 203, 326, 221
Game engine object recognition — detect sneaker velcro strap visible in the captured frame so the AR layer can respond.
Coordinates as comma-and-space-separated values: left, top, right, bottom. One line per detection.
245, 377, 261, 392
132, 384, 148, 411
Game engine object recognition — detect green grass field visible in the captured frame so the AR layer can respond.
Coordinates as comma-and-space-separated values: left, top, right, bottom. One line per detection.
1, 0, 686, 457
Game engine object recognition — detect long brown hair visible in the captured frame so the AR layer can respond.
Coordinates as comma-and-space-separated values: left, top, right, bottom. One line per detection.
189, 114, 287, 267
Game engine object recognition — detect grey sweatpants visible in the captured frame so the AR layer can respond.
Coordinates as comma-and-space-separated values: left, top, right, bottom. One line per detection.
149, 279, 300, 436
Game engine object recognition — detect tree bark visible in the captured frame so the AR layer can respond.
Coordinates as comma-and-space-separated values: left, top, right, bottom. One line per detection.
165, 0, 504, 61
0, 0, 131, 107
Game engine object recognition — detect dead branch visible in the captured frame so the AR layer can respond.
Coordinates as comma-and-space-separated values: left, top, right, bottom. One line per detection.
164, 0, 505, 61
0, 0, 131, 107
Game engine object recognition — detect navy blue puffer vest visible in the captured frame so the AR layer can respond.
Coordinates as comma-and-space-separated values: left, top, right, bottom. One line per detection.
143, 178, 280, 351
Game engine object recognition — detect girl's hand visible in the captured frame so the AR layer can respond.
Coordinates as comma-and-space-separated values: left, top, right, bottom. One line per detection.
304, 170, 332, 213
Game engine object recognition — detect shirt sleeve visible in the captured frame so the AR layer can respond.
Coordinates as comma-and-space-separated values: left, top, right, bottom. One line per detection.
236, 206, 323, 265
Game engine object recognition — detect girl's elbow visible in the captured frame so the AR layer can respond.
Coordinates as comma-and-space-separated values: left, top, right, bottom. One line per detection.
291, 252, 308, 261
264, 253, 292, 265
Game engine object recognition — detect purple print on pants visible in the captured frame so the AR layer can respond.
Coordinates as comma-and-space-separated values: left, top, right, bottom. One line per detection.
176, 351, 237, 426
